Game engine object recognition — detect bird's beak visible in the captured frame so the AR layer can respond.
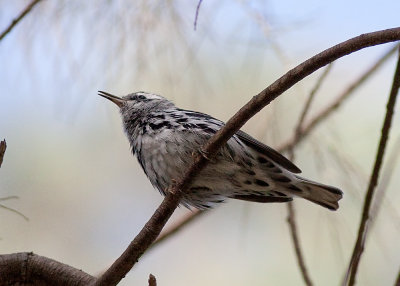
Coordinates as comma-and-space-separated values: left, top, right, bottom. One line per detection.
98, 91, 125, 108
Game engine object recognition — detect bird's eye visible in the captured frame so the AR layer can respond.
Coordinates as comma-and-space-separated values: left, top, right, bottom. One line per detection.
137, 95, 146, 100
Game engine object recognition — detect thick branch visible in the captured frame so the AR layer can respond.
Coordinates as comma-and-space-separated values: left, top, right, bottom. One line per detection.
344, 47, 400, 286
0, 0, 43, 42
94, 28, 400, 286
0, 252, 95, 285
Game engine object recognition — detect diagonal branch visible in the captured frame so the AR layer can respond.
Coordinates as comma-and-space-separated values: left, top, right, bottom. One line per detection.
0, 0, 43, 42
151, 209, 205, 250
343, 46, 400, 286
93, 28, 400, 286
280, 44, 399, 153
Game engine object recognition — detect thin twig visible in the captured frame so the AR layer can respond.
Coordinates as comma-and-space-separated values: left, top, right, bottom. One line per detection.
0, 0, 43, 42
295, 64, 333, 138
370, 137, 400, 228
344, 46, 400, 286
286, 203, 313, 286
0, 196, 19, 202
193, 0, 203, 31
0, 204, 29, 221
94, 28, 400, 286
280, 44, 399, 153
151, 210, 205, 250
0, 140, 6, 168
285, 64, 333, 286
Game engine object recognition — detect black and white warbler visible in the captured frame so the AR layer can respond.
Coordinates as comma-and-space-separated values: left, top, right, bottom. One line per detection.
99, 91, 343, 210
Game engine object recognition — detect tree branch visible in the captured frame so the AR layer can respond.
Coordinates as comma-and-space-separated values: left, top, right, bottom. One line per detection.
343, 46, 400, 286
395, 268, 400, 286
151, 209, 205, 250
285, 64, 333, 286
93, 28, 400, 286
0, 252, 95, 285
280, 44, 399, 152
193, 0, 204, 30
0, 139, 6, 168
0, 0, 43, 42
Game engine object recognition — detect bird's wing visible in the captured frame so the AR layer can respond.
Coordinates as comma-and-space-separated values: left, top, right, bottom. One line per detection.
236, 130, 302, 173
178, 109, 301, 173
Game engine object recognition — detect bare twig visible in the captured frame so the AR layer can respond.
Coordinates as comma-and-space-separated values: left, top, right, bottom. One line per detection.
285, 64, 333, 286
295, 64, 333, 138
151, 210, 205, 250
0, 140, 6, 168
94, 28, 400, 286
344, 47, 400, 286
286, 203, 313, 286
0, 203, 29, 221
148, 274, 157, 286
0, 0, 43, 42
193, 0, 203, 30
370, 137, 400, 228
280, 44, 399, 153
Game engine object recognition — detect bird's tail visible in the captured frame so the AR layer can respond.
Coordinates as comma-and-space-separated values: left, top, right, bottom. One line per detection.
290, 175, 343, 210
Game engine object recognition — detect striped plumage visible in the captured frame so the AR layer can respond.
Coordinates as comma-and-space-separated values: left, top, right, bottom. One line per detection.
99, 91, 343, 210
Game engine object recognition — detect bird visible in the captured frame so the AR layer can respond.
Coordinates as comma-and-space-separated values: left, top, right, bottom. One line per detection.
99, 90, 343, 210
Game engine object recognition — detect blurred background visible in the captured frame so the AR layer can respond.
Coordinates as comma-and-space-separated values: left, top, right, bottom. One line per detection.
1, 1, 400, 285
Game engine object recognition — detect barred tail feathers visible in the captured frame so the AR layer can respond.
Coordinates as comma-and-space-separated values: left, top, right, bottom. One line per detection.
292, 175, 343, 210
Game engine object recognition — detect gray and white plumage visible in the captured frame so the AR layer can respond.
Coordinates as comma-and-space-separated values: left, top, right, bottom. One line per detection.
99, 91, 343, 210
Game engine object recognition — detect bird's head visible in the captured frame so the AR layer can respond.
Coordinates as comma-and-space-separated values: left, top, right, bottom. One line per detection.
99, 90, 175, 118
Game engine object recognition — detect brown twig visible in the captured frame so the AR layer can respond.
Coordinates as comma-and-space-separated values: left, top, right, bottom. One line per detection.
285, 64, 333, 286
148, 274, 157, 286
280, 44, 399, 153
295, 64, 333, 139
286, 203, 313, 286
0, 139, 6, 168
0, 0, 43, 42
343, 47, 400, 286
93, 28, 400, 286
193, 0, 203, 31
370, 137, 400, 228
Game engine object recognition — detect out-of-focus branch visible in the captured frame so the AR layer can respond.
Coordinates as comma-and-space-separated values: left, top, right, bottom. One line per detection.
193, 0, 203, 30
93, 28, 400, 286
344, 47, 400, 286
285, 64, 333, 286
0, 139, 6, 168
370, 137, 400, 228
280, 44, 399, 153
395, 269, 400, 286
151, 209, 205, 250
0, 252, 95, 285
286, 203, 313, 286
294, 64, 333, 140
0, 0, 43, 42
